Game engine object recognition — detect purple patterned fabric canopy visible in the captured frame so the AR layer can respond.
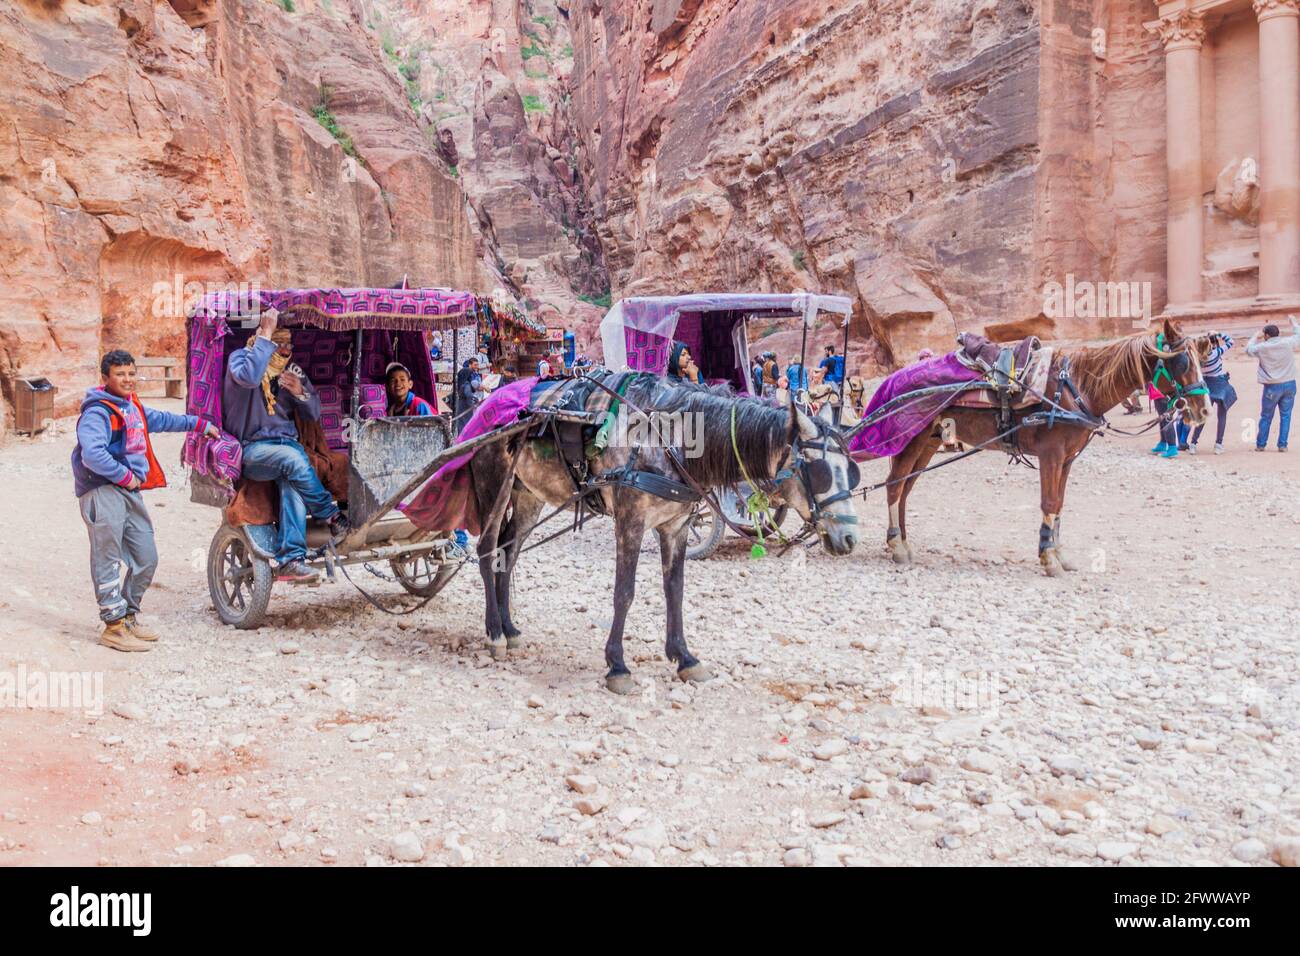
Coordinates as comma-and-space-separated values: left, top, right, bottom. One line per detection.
182, 288, 459, 494
191, 287, 479, 333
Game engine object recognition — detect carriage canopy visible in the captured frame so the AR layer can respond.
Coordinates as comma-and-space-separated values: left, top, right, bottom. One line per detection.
599, 293, 854, 391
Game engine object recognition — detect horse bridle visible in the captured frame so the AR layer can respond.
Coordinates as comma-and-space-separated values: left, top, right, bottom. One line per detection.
1151, 333, 1208, 411
774, 423, 861, 529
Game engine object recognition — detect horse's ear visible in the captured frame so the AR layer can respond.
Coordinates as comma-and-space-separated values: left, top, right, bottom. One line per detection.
1162, 317, 1183, 346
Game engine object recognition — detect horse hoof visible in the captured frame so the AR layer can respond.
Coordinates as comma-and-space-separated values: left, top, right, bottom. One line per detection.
678, 663, 714, 684
1057, 552, 1078, 572
890, 547, 910, 566
1039, 552, 1064, 578
903, 540, 915, 560
506, 634, 525, 650
605, 673, 637, 695
486, 637, 509, 660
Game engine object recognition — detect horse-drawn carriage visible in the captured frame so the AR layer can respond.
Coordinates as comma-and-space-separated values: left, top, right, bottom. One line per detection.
599, 292, 855, 558
183, 287, 485, 628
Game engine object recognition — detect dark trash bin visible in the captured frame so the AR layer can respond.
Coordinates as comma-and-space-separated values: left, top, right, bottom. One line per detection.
14, 377, 57, 435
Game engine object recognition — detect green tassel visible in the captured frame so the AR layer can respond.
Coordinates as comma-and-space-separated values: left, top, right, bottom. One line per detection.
750, 542, 767, 559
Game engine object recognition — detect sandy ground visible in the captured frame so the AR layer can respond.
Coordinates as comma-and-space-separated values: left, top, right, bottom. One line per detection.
1, 351, 1297, 867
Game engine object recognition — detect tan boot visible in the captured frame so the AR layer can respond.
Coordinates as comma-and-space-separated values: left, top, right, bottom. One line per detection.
99, 619, 152, 652
124, 615, 160, 642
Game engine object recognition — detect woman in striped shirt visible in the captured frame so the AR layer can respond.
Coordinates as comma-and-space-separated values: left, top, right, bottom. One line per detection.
1183, 331, 1236, 454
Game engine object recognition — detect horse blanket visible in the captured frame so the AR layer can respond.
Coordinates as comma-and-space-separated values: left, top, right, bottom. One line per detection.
848, 353, 982, 460
400, 370, 646, 534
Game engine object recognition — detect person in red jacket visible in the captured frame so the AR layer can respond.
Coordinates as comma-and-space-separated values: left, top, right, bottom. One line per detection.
72, 350, 219, 651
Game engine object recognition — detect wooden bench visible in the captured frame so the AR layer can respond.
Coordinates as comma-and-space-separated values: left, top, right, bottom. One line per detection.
135, 356, 183, 399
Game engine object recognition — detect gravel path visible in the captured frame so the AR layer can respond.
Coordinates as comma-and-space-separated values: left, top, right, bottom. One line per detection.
1, 354, 1297, 867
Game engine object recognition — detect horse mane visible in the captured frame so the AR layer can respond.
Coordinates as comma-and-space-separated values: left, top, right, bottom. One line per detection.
1063, 333, 1151, 407
625, 376, 790, 488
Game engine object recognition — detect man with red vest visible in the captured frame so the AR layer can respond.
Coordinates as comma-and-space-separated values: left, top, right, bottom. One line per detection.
72, 350, 219, 652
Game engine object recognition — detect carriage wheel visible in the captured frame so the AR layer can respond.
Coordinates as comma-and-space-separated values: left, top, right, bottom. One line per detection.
207, 525, 273, 629
389, 550, 459, 597
685, 501, 724, 560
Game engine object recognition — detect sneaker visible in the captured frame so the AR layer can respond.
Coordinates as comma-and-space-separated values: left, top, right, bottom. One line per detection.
1178, 444, 1190, 452
275, 560, 320, 585
124, 615, 159, 642
1161, 447, 1179, 459
1255, 446, 1266, 452
327, 511, 350, 541
1187, 444, 1197, 455
99, 619, 152, 652
1281, 446, 1289, 453
1150, 442, 1168, 455
1214, 443, 1224, 455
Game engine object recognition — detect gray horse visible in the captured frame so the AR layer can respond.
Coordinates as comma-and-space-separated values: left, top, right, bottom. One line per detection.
467, 375, 859, 694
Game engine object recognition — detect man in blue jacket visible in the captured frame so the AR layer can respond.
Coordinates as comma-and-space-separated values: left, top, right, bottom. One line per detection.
224, 308, 345, 585
73, 350, 219, 651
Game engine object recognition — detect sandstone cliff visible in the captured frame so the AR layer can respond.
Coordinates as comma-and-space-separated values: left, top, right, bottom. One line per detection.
567, 0, 1165, 372
364, 0, 609, 352
0, 0, 488, 421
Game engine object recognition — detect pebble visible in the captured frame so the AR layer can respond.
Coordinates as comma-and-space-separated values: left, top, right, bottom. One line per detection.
278, 642, 299, 655
565, 774, 598, 795
783, 847, 810, 867
624, 820, 668, 850
1147, 814, 1180, 837
813, 739, 848, 761
111, 703, 145, 721
1096, 841, 1139, 862
1048, 755, 1086, 778
1270, 837, 1300, 868
348, 725, 376, 743
900, 766, 935, 785
215, 854, 257, 867
80, 811, 102, 826
575, 796, 606, 816
809, 812, 845, 829
1231, 838, 1267, 863
526, 695, 545, 709
960, 751, 997, 774
389, 831, 425, 863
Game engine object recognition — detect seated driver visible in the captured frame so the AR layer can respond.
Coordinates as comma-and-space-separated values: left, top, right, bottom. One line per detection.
224, 307, 346, 584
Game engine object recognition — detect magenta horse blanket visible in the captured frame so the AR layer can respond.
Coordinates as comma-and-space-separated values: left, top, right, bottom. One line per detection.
848, 353, 981, 460
399, 378, 538, 534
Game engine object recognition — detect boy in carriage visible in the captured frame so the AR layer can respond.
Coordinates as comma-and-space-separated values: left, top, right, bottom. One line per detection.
385, 362, 435, 416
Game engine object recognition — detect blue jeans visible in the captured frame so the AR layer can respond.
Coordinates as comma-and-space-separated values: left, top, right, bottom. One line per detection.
241, 439, 339, 562
1257, 380, 1296, 449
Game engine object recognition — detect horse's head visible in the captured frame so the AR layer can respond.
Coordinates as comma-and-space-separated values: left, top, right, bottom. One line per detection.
1148, 319, 1210, 426
777, 402, 860, 555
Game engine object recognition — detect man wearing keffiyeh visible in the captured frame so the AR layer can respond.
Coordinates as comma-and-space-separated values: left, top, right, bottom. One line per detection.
223, 308, 346, 584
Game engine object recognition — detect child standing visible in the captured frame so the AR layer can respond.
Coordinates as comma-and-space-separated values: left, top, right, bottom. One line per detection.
72, 350, 218, 651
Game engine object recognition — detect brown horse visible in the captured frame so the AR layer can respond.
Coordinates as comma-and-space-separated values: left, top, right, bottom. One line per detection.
881, 320, 1210, 575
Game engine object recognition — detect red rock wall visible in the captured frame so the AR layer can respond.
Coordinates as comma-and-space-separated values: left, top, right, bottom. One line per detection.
567, 0, 1176, 371
0, 0, 485, 423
